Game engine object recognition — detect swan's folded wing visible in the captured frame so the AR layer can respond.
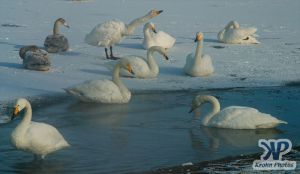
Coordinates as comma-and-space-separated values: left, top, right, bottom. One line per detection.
234, 27, 257, 39
153, 31, 176, 48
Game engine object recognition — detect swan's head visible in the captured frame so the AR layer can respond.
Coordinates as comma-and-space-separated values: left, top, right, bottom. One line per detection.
148, 9, 163, 18
149, 46, 169, 60
56, 18, 70, 28
194, 32, 204, 42
120, 59, 134, 75
145, 22, 157, 33
11, 98, 28, 120
189, 95, 211, 114
19, 45, 39, 59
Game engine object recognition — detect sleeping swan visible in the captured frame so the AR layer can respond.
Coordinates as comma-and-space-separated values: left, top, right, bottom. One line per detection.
218, 20, 259, 44
10, 98, 70, 159
142, 22, 175, 50
189, 95, 287, 129
183, 32, 214, 77
19, 45, 51, 71
44, 18, 70, 53
85, 9, 163, 59
65, 58, 134, 103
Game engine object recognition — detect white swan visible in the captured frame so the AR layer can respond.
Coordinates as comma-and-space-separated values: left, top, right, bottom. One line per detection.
44, 18, 70, 53
218, 20, 259, 44
183, 32, 214, 77
65, 58, 134, 103
85, 9, 163, 59
189, 95, 287, 129
142, 22, 175, 50
19, 45, 51, 71
10, 98, 70, 159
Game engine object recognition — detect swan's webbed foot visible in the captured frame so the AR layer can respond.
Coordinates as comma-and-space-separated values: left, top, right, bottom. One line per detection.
109, 56, 120, 60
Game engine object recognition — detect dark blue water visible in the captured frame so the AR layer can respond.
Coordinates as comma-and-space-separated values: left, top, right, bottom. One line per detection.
0, 87, 299, 173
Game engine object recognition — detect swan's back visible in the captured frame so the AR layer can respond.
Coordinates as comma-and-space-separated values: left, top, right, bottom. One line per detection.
44, 34, 69, 53
85, 20, 126, 47
209, 106, 286, 129
23, 50, 51, 71
147, 31, 175, 49
184, 53, 214, 77
220, 27, 259, 44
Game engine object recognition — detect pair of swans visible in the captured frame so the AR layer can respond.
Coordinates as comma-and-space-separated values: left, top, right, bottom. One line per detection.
85, 9, 163, 59
19, 45, 51, 71
10, 98, 69, 159
44, 18, 70, 53
189, 95, 287, 129
142, 22, 175, 50
218, 20, 259, 44
65, 58, 134, 103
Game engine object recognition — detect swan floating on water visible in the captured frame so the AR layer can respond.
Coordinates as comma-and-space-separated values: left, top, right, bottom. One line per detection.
44, 18, 70, 53
218, 20, 259, 44
19, 45, 51, 71
189, 95, 287, 129
10, 98, 70, 159
65, 58, 134, 103
85, 9, 163, 59
142, 22, 175, 50
183, 32, 214, 77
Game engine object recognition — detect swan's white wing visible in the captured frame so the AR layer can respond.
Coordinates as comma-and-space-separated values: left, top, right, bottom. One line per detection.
233, 27, 257, 39
152, 31, 176, 48
121, 55, 151, 78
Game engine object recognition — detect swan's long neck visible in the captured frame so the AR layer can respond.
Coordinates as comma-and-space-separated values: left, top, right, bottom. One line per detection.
53, 21, 61, 35
16, 101, 32, 133
194, 40, 203, 64
112, 64, 129, 94
198, 96, 221, 126
143, 25, 152, 41
146, 48, 159, 75
126, 14, 152, 35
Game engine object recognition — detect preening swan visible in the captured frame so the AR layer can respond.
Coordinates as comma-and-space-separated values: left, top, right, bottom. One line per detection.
183, 32, 214, 77
10, 98, 70, 159
65, 58, 134, 103
44, 18, 70, 53
218, 20, 259, 44
142, 22, 175, 50
189, 95, 287, 129
85, 9, 163, 59
19, 45, 51, 71
105, 46, 169, 78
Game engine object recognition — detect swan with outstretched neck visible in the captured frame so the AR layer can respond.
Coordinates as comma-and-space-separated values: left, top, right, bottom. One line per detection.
44, 18, 70, 53
184, 32, 214, 77
189, 95, 287, 129
218, 20, 259, 44
142, 22, 175, 50
85, 9, 163, 60
65, 58, 134, 103
10, 98, 70, 159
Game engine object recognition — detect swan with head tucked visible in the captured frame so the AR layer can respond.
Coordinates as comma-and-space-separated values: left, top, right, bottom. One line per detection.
85, 9, 163, 60
218, 20, 259, 44
142, 22, 175, 50
65, 58, 134, 103
19, 45, 51, 71
189, 95, 287, 129
183, 32, 214, 77
44, 18, 70, 53
10, 98, 70, 159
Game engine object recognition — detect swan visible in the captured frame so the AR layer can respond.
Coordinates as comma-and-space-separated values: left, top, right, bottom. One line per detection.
189, 95, 287, 129
142, 22, 175, 50
105, 46, 169, 78
19, 45, 51, 71
183, 32, 214, 77
44, 18, 70, 53
218, 20, 259, 44
64, 58, 134, 103
10, 98, 70, 159
85, 9, 163, 59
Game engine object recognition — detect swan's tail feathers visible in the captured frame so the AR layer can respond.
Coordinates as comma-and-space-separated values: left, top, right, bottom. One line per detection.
279, 120, 288, 124
64, 88, 81, 97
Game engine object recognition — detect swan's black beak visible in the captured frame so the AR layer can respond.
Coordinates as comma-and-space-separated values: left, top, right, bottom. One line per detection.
163, 54, 169, 60
158, 10, 163, 14
188, 107, 194, 113
64, 23, 70, 29
152, 28, 157, 33
11, 106, 20, 120
194, 38, 198, 42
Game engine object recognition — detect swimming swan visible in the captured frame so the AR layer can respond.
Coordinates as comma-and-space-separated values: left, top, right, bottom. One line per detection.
189, 95, 287, 129
65, 59, 134, 103
19, 45, 51, 71
10, 98, 70, 159
142, 22, 175, 50
183, 32, 214, 77
218, 20, 259, 44
44, 18, 70, 53
85, 9, 163, 59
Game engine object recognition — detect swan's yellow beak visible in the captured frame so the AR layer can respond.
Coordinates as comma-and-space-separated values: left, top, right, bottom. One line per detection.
127, 64, 134, 75
11, 106, 20, 120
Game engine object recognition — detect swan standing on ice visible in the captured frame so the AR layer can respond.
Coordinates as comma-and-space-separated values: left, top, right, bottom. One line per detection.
85, 9, 163, 60
65, 58, 134, 103
10, 98, 70, 159
19, 45, 51, 71
218, 20, 259, 44
142, 22, 175, 50
44, 18, 70, 53
189, 95, 287, 129
183, 32, 214, 77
